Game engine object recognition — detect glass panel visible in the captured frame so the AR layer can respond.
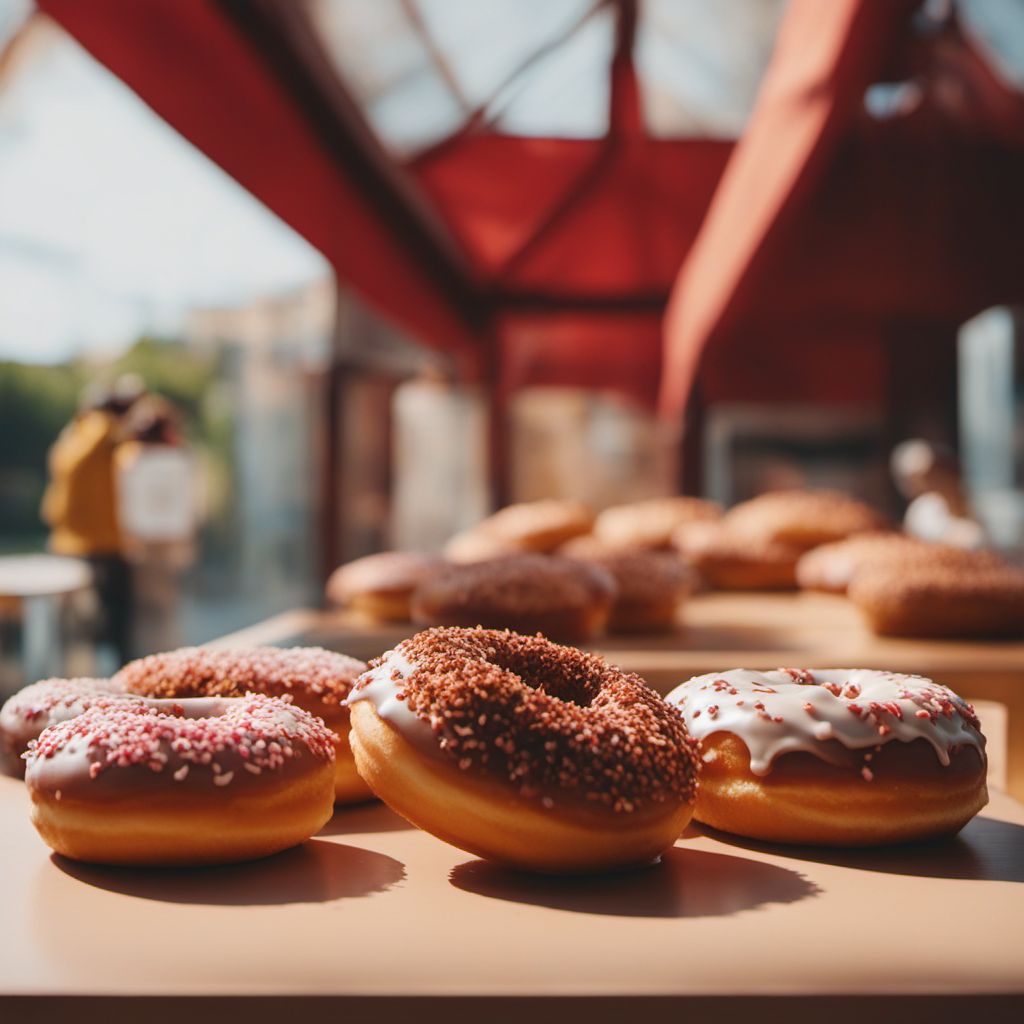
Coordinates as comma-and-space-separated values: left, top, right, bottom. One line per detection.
636, 0, 786, 138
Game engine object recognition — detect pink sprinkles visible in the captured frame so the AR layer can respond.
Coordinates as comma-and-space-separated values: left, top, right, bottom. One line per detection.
26, 694, 335, 784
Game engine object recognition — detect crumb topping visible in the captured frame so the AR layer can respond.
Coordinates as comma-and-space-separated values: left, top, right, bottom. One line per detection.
413, 555, 616, 618
114, 646, 366, 706
356, 627, 700, 811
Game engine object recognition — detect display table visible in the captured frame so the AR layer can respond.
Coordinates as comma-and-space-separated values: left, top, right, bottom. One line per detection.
210, 592, 1024, 798
1, 774, 1022, 1022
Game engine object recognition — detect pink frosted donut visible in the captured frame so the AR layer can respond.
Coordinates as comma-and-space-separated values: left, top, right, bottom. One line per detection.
0, 677, 134, 777
24, 693, 336, 866
113, 646, 370, 804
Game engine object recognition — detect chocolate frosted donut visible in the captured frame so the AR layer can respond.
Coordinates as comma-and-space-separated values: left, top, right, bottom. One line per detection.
114, 646, 370, 804
326, 551, 446, 622
411, 554, 616, 642
566, 549, 696, 633
25, 694, 336, 865
347, 627, 700, 872
0, 677, 132, 777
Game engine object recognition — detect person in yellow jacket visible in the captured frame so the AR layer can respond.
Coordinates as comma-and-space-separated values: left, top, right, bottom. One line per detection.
41, 379, 144, 663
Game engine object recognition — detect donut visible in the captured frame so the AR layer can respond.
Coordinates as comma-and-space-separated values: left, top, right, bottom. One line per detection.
326, 551, 446, 623
445, 499, 593, 562
0, 678, 133, 777
796, 533, 930, 593
724, 489, 887, 551
346, 627, 700, 873
565, 549, 696, 633
24, 694, 335, 866
113, 647, 371, 804
666, 668, 987, 845
673, 520, 800, 590
848, 564, 1024, 638
796, 534, 1008, 594
592, 496, 722, 550
411, 554, 616, 642
443, 528, 523, 564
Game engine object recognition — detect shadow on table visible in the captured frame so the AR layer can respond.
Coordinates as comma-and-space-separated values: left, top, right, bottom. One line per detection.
51, 840, 406, 905
318, 802, 412, 835
694, 815, 1024, 883
449, 846, 818, 917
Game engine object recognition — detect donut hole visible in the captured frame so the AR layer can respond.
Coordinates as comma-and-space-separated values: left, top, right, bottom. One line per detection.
479, 649, 599, 710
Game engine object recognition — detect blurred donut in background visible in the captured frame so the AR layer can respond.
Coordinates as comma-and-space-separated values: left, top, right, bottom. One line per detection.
411, 554, 615, 642
564, 548, 696, 633
327, 551, 446, 623
673, 520, 801, 591
722, 489, 887, 551
591, 496, 722, 551
444, 499, 593, 563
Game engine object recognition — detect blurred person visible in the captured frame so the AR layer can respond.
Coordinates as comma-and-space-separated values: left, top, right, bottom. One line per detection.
891, 439, 985, 548
114, 394, 198, 656
40, 374, 145, 665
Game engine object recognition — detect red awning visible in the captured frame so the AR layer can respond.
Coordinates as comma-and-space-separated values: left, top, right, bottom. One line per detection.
35, 0, 1024, 417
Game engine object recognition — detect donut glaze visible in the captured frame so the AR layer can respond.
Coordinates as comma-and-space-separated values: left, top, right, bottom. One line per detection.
347, 627, 700, 872
0, 678, 132, 777
25, 694, 336, 865
114, 646, 370, 804
666, 669, 987, 845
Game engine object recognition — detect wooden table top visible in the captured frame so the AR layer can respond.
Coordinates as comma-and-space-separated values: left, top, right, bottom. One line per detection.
211, 591, 1024, 690
2, 774, 1022, 1021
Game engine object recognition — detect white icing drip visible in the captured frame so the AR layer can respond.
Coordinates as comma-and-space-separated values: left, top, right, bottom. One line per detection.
344, 647, 437, 753
665, 669, 985, 776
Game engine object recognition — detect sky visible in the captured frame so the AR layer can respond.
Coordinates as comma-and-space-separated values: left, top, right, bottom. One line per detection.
0, 12, 328, 365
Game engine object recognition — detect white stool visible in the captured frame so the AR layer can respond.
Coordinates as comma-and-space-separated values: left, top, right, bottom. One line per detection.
0, 555, 93, 687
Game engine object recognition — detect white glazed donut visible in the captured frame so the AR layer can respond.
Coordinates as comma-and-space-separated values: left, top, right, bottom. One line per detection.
666, 668, 987, 845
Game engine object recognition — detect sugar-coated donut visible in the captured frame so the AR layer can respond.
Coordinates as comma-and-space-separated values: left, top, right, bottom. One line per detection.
445, 499, 593, 562
673, 520, 800, 590
25, 694, 336, 866
666, 668, 987, 845
114, 647, 370, 804
0, 678, 134, 777
848, 565, 1024, 639
411, 554, 616, 642
724, 490, 887, 551
796, 534, 1007, 594
347, 628, 699, 872
592, 496, 722, 550
326, 551, 446, 622
565, 549, 695, 633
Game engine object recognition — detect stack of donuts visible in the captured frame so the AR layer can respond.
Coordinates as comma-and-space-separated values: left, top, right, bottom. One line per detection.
327, 497, 711, 639
0, 625, 991, 872
328, 490, 1024, 640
